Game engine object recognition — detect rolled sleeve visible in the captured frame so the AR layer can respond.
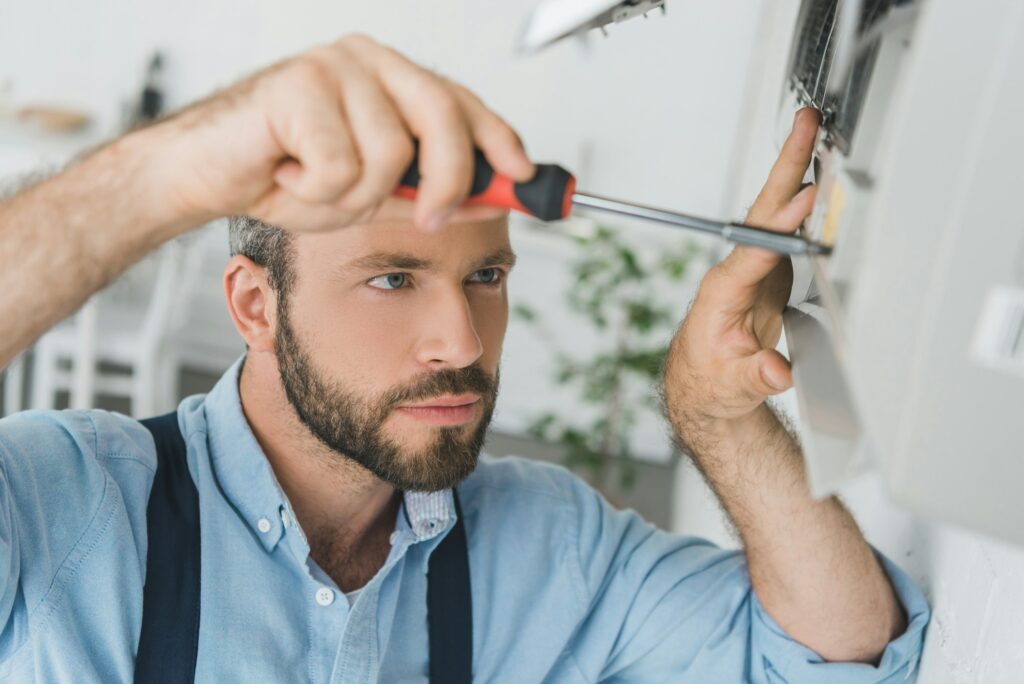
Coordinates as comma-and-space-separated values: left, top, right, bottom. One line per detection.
562, 464, 930, 683
751, 552, 930, 683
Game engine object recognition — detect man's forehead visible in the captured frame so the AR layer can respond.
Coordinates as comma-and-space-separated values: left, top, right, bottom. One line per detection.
361, 197, 509, 226
294, 200, 513, 272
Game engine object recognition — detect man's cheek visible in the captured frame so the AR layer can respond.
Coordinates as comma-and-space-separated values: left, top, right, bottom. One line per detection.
476, 315, 508, 369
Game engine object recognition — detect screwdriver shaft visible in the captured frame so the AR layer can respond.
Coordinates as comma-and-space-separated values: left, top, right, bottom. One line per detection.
571, 192, 831, 256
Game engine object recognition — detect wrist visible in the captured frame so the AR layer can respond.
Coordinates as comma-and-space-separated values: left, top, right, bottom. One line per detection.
663, 363, 757, 450
109, 122, 216, 243
670, 402, 791, 482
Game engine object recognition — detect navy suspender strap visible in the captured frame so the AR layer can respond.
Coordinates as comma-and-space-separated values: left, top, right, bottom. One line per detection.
135, 411, 474, 683
428, 491, 473, 684
135, 412, 201, 684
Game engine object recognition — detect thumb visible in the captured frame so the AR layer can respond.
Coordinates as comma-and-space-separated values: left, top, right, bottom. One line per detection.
738, 348, 793, 401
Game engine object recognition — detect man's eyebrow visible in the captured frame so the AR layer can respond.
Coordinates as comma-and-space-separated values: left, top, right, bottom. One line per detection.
339, 247, 517, 276
475, 248, 517, 270
342, 252, 433, 273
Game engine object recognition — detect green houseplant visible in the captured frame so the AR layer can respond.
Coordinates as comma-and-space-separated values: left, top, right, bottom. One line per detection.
513, 224, 705, 492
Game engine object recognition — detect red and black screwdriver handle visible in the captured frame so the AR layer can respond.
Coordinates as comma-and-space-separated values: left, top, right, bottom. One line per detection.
393, 146, 576, 222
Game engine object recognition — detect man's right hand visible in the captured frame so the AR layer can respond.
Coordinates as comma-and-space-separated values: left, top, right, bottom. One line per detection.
153, 34, 534, 233
0, 35, 534, 369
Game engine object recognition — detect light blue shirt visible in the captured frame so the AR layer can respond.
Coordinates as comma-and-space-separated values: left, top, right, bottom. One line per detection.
0, 358, 928, 682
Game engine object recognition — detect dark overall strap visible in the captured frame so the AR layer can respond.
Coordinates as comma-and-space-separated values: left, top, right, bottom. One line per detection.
135, 412, 201, 684
135, 412, 472, 683
427, 490, 473, 684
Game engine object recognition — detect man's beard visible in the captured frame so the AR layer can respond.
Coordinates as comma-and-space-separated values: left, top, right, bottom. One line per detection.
274, 303, 498, 492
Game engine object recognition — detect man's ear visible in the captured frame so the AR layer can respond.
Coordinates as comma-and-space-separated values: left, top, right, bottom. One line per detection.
224, 255, 278, 352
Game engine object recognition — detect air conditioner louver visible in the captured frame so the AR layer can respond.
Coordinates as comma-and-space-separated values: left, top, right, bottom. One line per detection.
788, 0, 903, 153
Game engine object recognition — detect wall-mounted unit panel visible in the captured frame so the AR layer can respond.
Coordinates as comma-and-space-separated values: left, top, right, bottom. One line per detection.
783, 0, 1024, 545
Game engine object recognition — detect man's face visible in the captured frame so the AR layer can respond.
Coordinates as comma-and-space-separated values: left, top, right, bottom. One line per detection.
274, 201, 512, 492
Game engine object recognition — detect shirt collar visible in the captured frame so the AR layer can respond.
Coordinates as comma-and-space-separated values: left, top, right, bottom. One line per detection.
403, 489, 455, 541
201, 356, 456, 553
203, 356, 289, 552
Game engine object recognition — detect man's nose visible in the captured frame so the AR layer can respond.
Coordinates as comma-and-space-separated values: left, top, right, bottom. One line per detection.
413, 287, 484, 370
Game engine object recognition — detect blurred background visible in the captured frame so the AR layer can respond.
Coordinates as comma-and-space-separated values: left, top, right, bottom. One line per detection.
2, 1, 1022, 680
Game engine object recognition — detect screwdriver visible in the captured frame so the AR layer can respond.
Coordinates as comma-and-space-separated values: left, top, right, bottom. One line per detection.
394, 148, 831, 257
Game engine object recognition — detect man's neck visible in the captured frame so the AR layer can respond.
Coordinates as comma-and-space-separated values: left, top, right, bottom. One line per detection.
237, 352, 400, 589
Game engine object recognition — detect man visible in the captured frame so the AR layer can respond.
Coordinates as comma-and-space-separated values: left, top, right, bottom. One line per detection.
0, 35, 926, 682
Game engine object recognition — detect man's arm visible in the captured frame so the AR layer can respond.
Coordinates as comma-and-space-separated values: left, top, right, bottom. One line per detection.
0, 129, 186, 371
0, 34, 533, 369
662, 108, 905, 663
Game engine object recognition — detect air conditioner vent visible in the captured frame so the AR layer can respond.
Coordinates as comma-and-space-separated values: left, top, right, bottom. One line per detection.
788, 0, 906, 153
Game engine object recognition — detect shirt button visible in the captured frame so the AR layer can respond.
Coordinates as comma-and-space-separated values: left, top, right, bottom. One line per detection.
257, 518, 272, 534
315, 587, 335, 607
280, 510, 291, 528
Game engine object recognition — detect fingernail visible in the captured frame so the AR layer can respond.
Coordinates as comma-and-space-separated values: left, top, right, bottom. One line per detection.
762, 365, 788, 392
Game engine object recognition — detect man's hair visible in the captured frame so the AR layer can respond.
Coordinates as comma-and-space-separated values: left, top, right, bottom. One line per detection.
228, 216, 296, 296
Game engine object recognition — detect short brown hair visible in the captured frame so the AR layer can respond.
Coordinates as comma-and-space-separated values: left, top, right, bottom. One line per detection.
227, 216, 296, 296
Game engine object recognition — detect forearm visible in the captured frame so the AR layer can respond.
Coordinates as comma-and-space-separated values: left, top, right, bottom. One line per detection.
0, 125, 196, 368
670, 402, 905, 663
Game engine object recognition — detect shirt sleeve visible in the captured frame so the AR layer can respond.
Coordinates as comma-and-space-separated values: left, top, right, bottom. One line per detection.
564, 479, 930, 683
0, 409, 156, 646
0, 435, 21, 634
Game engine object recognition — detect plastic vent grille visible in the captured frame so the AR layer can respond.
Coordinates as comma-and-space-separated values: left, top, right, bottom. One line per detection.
788, 0, 902, 153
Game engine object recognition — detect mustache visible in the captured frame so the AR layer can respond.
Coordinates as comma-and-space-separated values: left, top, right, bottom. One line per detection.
381, 365, 498, 409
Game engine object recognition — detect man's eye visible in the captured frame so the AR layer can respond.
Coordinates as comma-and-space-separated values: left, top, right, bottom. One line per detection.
468, 268, 502, 285
368, 273, 408, 290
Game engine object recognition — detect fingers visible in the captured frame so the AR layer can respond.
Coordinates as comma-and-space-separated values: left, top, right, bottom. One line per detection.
264, 59, 361, 204
713, 184, 816, 295
665, 110, 813, 424
712, 108, 818, 293
252, 35, 532, 233
748, 108, 820, 225
316, 46, 416, 218
251, 190, 361, 233
345, 38, 476, 231
769, 181, 817, 229
446, 81, 534, 183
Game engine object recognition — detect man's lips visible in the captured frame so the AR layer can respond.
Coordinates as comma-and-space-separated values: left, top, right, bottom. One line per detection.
395, 394, 482, 426
401, 393, 481, 409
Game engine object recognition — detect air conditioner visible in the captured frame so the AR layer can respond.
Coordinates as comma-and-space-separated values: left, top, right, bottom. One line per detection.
781, 0, 1024, 545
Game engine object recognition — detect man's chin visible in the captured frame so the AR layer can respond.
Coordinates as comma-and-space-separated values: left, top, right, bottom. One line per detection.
387, 408, 481, 440
386, 424, 480, 457
375, 421, 486, 491
385, 445, 481, 492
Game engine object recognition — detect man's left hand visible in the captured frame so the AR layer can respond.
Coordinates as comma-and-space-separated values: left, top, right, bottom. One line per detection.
664, 108, 819, 430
